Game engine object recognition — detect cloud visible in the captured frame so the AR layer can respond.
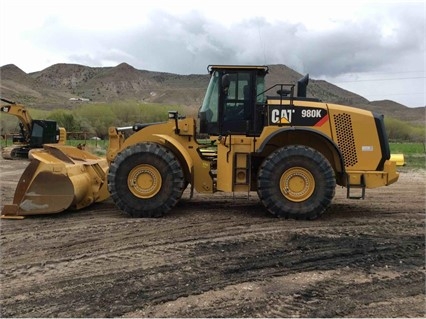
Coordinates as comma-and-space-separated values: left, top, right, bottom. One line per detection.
14, 2, 425, 77
2, 1, 424, 106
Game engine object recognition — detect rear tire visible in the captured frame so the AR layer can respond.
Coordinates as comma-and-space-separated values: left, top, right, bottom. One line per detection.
108, 142, 185, 217
257, 145, 335, 220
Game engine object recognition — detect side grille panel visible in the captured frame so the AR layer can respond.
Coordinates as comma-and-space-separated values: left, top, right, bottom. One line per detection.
333, 113, 358, 167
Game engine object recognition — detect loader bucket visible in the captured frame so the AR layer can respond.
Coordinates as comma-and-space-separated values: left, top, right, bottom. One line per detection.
1, 144, 110, 218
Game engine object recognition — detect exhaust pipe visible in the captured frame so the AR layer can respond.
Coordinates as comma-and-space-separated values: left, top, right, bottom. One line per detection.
1, 144, 110, 219
297, 74, 309, 98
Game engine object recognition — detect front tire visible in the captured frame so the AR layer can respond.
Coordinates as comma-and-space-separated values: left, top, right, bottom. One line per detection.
257, 146, 336, 220
108, 142, 185, 217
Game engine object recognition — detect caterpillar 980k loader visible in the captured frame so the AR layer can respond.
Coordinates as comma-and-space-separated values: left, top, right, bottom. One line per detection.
0, 98, 67, 159
1, 65, 399, 220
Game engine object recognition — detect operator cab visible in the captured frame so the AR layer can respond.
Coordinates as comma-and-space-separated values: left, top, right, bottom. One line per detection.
199, 65, 269, 136
30, 120, 61, 147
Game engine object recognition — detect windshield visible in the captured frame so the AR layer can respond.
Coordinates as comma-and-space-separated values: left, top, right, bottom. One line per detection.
199, 71, 220, 123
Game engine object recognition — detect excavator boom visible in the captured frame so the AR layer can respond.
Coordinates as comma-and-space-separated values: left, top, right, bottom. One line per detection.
1, 97, 33, 141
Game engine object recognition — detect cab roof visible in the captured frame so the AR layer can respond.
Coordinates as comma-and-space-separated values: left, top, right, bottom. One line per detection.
207, 65, 269, 74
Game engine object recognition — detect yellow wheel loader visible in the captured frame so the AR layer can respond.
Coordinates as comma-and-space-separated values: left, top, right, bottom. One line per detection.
0, 98, 67, 159
1, 65, 399, 220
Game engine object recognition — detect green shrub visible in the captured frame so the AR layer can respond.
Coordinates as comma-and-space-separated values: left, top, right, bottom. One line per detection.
385, 117, 425, 142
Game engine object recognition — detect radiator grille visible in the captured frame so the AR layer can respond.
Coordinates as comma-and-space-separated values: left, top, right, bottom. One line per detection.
333, 113, 358, 167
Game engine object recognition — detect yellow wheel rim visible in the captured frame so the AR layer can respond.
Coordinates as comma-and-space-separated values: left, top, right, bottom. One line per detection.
128, 164, 162, 198
280, 167, 315, 202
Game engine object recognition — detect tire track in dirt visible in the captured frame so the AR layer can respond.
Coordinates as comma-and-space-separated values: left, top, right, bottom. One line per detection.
0, 162, 425, 318
124, 231, 425, 318
2, 222, 423, 317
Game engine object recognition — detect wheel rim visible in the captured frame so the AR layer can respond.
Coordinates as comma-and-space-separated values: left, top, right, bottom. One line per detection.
280, 167, 315, 202
128, 164, 162, 198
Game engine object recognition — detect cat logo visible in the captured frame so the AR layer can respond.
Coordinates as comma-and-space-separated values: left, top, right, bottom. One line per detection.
271, 109, 295, 124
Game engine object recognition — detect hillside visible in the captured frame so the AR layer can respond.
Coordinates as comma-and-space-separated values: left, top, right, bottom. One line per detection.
364, 100, 425, 125
0, 63, 424, 124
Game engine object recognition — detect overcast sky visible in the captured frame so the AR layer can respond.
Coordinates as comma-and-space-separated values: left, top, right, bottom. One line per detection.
1, 0, 425, 107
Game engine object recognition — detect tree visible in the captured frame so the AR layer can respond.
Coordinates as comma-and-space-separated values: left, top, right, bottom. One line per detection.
48, 110, 80, 132
75, 104, 115, 139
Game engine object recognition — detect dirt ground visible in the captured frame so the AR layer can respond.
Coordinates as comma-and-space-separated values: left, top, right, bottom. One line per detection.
0, 158, 425, 318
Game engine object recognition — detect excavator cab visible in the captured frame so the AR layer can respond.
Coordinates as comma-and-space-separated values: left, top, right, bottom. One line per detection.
29, 119, 61, 147
199, 65, 268, 136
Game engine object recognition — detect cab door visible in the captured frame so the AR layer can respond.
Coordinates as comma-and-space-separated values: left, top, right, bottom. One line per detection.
220, 71, 254, 135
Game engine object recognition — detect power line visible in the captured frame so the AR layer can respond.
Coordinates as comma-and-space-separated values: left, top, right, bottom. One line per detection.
365, 92, 425, 97
350, 70, 425, 75
335, 76, 426, 83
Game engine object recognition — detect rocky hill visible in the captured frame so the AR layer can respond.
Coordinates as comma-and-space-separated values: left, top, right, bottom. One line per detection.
0, 63, 424, 124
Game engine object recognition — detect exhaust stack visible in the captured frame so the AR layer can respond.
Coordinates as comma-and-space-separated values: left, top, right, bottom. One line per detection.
297, 74, 309, 98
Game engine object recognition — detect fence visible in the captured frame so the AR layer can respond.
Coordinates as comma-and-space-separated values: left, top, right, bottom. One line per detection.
1, 132, 107, 149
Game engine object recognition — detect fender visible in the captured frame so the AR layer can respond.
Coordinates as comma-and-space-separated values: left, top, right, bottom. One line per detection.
153, 134, 194, 178
256, 127, 346, 173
